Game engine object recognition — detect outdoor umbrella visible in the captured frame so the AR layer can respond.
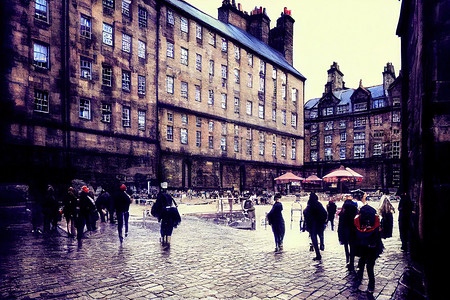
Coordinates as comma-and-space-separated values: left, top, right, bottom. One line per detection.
323, 166, 363, 193
274, 172, 304, 183
304, 175, 322, 183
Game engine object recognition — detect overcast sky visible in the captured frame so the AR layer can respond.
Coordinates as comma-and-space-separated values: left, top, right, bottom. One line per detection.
186, 0, 402, 101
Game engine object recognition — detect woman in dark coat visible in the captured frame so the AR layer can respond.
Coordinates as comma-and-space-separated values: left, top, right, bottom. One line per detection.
266, 193, 285, 252
151, 184, 181, 247
338, 196, 358, 271
378, 195, 395, 239
63, 187, 77, 237
303, 192, 327, 261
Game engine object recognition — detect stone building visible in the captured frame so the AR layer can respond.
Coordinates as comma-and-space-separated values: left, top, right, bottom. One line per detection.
396, 0, 450, 297
0, 0, 305, 192
303, 62, 401, 191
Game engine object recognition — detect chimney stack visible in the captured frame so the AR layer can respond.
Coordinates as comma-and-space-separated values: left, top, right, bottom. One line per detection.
383, 62, 396, 90
247, 6, 271, 44
269, 8, 295, 65
218, 0, 248, 31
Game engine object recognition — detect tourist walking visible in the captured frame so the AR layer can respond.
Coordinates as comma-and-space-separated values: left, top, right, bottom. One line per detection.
266, 193, 285, 252
42, 185, 59, 232
354, 193, 384, 294
378, 195, 395, 238
326, 200, 337, 231
96, 189, 111, 223
151, 183, 181, 248
338, 196, 358, 271
76, 186, 96, 242
303, 192, 327, 261
63, 187, 77, 237
114, 184, 132, 243
243, 196, 256, 230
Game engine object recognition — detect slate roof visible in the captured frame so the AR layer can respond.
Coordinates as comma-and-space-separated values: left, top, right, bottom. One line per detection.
164, 0, 306, 80
304, 84, 385, 111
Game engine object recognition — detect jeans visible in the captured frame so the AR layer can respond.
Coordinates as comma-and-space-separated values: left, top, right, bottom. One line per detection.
310, 227, 324, 258
117, 211, 129, 238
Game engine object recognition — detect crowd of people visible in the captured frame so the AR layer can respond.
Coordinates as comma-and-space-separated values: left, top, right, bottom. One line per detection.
265, 190, 412, 294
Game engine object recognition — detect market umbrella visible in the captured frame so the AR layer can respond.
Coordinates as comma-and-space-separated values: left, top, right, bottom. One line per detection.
304, 175, 322, 183
274, 172, 304, 183
323, 166, 363, 192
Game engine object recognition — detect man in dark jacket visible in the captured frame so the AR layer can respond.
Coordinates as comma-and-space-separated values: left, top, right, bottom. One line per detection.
326, 200, 337, 231
114, 184, 131, 243
266, 193, 285, 252
76, 186, 96, 242
303, 192, 327, 260
96, 189, 111, 223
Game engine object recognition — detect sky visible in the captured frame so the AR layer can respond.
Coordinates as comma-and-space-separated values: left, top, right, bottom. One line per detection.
186, 0, 402, 101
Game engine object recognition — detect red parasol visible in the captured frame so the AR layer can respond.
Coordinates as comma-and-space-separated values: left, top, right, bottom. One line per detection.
304, 175, 322, 183
323, 166, 363, 183
274, 172, 304, 184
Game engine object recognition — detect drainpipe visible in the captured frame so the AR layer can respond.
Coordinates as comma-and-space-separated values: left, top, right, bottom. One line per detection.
155, 2, 162, 185
61, 0, 71, 183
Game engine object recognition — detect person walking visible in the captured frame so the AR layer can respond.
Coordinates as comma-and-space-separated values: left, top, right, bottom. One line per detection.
303, 192, 327, 261
63, 187, 77, 237
96, 189, 111, 223
76, 186, 96, 242
326, 200, 337, 231
114, 184, 132, 243
243, 197, 256, 230
398, 191, 412, 251
338, 196, 358, 271
266, 193, 285, 252
151, 183, 181, 248
354, 193, 384, 294
42, 185, 59, 233
378, 195, 395, 239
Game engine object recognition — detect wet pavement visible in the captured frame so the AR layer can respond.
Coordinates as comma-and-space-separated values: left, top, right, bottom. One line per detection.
0, 201, 412, 299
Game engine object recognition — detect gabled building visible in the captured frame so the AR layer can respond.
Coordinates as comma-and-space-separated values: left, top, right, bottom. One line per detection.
304, 62, 401, 191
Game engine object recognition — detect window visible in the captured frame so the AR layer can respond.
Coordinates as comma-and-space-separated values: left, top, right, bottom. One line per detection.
325, 121, 333, 130
208, 90, 214, 105
272, 135, 276, 157
281, 110, 286, 125
272, 108, 276, 122
246, 101, 252, 115
392, 141, 400, 158
79, 99, 91, 119
208, 121, 214, 132
221, 137, 227, 151
180, 128, 188, 144
247, 74, 253, 88
166, 41, 174, 58
248, 53, 253, 67
34, 90, 49, 113
354, 117, 366, 128
291, 140, 296, 160
259, 141, 265, 156
291, 113, 297, 127
167, 9, 174, 25
195, 85, 201, 102
311, 124, 318, 133
337, 105, 348, 114
196, 131, 201, 147
138, 110, 146, 131
102, 65, 112, 87
138, 7, 148, 28
181, 81, 188, 99
258, 104, 264, 119
180, 17, 188, 33
122, 70, 131, 92
208, 31, 215, 46
373, 99, 385, 109
167, 125, 173, 141
259, 77, 265, 92
234, 137, 239, 152
281, 140, 286, 157
181, 47, 188, 65
122, 0, 131, 17
209, 136, 214, 149
221, 65, 227, 79
35, 0, 48, 22
138, 75, 146, 95
196, 23, 202, 40
196, 54, 202, 71
340, 132, 347, 142
103, 0, 114, 8
33, 42, 49, 69
373, 143, 382, 156
291, 88, 298, 103
80, 57, 92, 79
221, 94, 227, 109
234, 69, 240, 84
324, 148, 333, 161
122, 106, 131, 127
339, 120, 347, 129
101, 103, 112, 123
167, 111, 173, 122
221, 38, 227, 52
209, 60, 214, 76
166, 76, 174, 94
138, 40, 146, 59
80, 15, 92, 39
247, 128, 252, 140
247, 140, 253, 156
181, 114, 188, 125
325, 135, 332, 144
392, 111, 400, 123
221, 122, 227, 135
339, 146, 346, 160
322, 107, 334, 116
281, 84, 286, 100
354, 132, 365, 140
234, 45, 240, 60
354, 103, 367, 112
311, 151, 318, 162
102, 23, 113, 46
310, 109, 318, 119
354, 145, 365, 159
310, 136, 317, 147
234, 97, 240, 114
374, 115, 383, 126
122, 34, 132, 53
259, 60, 265, 74
272, 68, 277, 80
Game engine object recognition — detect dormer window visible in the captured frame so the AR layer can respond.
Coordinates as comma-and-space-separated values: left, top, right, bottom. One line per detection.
322, 107, 333, 116
310, 109, 318, 119
354, 103, 367, 112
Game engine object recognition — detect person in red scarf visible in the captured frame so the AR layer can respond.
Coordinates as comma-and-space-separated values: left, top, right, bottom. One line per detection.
353, 193, 384, 294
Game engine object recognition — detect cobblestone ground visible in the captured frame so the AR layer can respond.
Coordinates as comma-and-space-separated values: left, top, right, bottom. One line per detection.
0, 201, 411, 299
